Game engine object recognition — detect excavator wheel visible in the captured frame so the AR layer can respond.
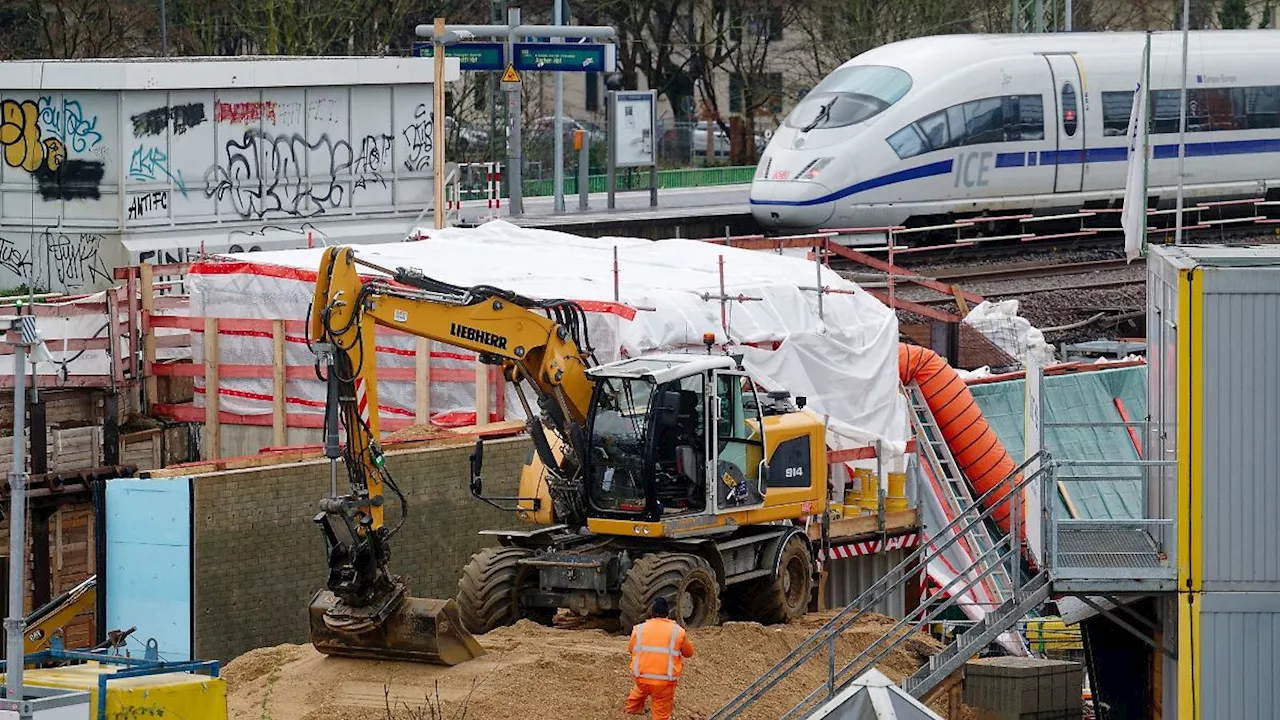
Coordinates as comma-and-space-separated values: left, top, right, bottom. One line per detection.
619, 552, 720, 634
731, 535, 813, 624
457, 546, 554, 635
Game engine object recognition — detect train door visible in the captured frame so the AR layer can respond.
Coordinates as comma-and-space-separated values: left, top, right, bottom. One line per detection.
1042, 53, 1086, 194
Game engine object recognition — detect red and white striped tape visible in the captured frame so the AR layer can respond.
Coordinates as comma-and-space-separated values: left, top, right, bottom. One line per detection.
817, 532, 919, 563
354, 376, 371, 425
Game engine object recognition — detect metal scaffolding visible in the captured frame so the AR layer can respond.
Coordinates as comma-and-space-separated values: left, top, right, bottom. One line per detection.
1011, 0, 1060, 32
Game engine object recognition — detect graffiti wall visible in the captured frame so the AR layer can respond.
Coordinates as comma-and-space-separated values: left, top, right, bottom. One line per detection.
1, 61, 448, 293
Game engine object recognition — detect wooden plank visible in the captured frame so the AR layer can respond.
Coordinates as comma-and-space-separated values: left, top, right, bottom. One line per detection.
807, 509, 919, 541
866, 291, 963, 323
415, 337, 431, 424
272, 320, 286, 448
204, 317, 220, 460
126, 268, 140, 382
951, 285, 970, 316
140, 263, 157, 411
475, 360, 490, 426
106, 291, 124, 388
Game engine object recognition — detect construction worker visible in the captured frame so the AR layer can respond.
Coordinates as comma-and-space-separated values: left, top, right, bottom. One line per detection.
625, 597, 695, 720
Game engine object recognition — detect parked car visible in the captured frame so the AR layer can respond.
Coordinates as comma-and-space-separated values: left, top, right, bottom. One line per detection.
527, 116, 606, 144
691, 121, 771, 161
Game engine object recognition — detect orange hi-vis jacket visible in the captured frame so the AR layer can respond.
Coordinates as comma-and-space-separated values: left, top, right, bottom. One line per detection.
629, 618, 695, 682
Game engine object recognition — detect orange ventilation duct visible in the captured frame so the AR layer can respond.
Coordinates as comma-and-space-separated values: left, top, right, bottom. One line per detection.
899, 343, 1019, 535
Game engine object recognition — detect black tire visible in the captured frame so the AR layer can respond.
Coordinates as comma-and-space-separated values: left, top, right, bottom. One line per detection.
619, 552, 720, 633
457, 546, 553, 635
737, 535, 813, 624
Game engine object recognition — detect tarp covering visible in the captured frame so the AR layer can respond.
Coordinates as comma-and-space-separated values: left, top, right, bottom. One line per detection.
186, 220, 910, 455
968, 365, 1148, 520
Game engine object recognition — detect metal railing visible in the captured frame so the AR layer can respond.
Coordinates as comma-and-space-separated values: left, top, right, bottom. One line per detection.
1039, 419, 1177, 585
709, 451, 1046, 720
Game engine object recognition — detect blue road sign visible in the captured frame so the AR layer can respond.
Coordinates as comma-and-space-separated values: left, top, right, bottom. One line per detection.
412, 41, 506, 72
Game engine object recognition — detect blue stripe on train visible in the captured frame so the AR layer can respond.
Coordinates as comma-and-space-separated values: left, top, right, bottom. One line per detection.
748, 159, 954, 207
749, 136, 1280, 206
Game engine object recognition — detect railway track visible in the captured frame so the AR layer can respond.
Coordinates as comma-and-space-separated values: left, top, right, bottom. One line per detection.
911, 277, 1142, 305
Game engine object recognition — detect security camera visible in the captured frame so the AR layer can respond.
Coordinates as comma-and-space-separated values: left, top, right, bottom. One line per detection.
605, 73, 624, 91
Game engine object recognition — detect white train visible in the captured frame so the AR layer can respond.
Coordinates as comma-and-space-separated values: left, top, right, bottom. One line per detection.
751, 30, 1280, 233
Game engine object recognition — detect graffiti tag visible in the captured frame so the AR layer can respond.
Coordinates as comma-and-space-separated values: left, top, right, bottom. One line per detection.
129, 145, 188, 196
402, 104, 433, 172
40, 229, 111, 290
127, 191, 170, 220
37, 97, 102, 152
215, 101, 277, 124
131, 103, 207, 138
353, 134, 394, 190
0, 237, 31, 276
1, 100, 66, 173
203, 130, 353, 219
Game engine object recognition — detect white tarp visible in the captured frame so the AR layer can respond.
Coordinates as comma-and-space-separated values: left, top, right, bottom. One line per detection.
187, 220, 909, 453
963, 299, 1055, 369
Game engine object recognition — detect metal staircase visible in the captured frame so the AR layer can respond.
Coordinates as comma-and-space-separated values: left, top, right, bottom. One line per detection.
906, 382, 1013, 603
901, 571, 1051, 699
709, 454, 1049, 720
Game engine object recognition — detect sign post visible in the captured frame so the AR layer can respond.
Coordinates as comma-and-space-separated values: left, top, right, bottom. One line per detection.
416, 16, 617, 219
607, 89, 658, 210
1024, 359, 1044, 568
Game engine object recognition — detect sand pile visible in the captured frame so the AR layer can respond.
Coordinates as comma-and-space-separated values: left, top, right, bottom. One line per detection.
226, 612, 973, 720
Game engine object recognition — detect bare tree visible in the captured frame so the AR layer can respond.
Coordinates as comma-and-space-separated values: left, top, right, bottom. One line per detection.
718, 0, 799, 163
26, 0, 156, 58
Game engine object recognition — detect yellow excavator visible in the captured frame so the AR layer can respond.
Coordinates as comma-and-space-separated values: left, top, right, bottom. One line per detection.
306, 245, 829, 665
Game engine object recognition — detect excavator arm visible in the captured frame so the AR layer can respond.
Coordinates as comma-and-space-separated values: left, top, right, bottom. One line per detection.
305, 245, 596, 665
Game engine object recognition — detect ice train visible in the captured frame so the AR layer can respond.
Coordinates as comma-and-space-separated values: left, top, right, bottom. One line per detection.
750, 30, 1280, 232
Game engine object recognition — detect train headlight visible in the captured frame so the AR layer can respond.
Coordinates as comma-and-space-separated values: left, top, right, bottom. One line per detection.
796, 158, 832, 182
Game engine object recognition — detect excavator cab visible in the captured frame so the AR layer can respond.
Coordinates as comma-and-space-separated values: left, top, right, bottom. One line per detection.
582, 354, 772, 521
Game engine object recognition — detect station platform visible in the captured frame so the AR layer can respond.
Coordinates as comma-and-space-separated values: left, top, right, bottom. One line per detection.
454, 184, 756, 239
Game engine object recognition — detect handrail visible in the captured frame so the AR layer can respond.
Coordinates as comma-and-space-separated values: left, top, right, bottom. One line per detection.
708, 450, 1048, 720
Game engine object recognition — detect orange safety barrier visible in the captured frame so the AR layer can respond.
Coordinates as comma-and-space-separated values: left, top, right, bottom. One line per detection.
899, 343, 1020, 535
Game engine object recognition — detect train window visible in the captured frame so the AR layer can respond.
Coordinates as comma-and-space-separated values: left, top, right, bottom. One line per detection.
888, 125, 928, 158
1149, 90, 1181, 133
1061, 83, 1078, 136
886, 94, 1043, 159
1101, 91, 1134, 136
961, 97, 1004, 145
917, 111, 950, 150
1242, 86, 1280, 129
784, 65, 912, 131
1005, 95, 1045, 141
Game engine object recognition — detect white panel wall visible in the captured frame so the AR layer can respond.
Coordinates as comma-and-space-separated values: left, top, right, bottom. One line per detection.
0, 57, 457, 293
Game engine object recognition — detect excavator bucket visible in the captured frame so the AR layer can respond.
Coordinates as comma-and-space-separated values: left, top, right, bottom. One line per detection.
308, 588, 484, 665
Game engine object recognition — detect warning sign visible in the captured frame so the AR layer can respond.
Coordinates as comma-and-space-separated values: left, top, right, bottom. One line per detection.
500, 63, 521, 84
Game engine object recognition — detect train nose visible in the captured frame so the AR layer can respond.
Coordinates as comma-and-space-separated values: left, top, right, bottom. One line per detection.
749, 180, 836, 231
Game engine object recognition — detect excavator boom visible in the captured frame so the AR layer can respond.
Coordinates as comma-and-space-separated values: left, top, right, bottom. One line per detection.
306, 246, 596, 665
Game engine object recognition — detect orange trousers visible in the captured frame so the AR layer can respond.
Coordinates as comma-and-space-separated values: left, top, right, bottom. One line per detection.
624, 679, 677, 720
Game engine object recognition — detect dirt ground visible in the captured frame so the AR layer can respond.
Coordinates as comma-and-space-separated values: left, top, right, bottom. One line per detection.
225, 612, 975, 720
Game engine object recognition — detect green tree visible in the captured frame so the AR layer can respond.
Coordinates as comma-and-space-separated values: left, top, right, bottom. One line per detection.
1217, 0, 1251, 28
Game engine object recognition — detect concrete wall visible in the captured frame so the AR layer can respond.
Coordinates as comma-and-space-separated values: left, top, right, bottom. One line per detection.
190, 434, 530, 663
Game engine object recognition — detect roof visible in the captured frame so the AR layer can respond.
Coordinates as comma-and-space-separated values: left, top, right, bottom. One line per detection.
808, 669, 943, 720
1150, 243, 1280, 269
588, 354, 737, 383
967, 364, 1147, 521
